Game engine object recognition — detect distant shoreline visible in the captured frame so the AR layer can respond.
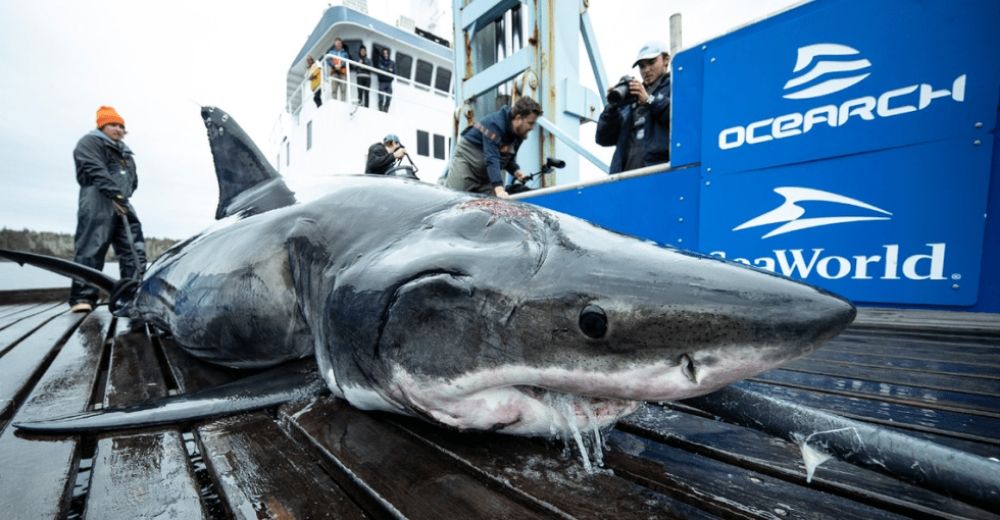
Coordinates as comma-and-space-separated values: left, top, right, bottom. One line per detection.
0, 227, 178, 262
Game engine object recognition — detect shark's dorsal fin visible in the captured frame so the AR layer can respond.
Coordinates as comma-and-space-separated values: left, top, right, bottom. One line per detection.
201, 106, 297, 220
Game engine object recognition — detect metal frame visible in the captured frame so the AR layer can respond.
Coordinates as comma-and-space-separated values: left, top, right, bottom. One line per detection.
451, 0, 611, 187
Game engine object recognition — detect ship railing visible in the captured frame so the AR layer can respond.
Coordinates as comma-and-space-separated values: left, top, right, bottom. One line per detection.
290, 56, 450, 114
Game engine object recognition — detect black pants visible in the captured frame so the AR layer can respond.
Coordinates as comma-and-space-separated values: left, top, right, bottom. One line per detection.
70, 205, 147, 305
313, 88, 322, 107
357, 77, 371, 107
378, 82, 393, 112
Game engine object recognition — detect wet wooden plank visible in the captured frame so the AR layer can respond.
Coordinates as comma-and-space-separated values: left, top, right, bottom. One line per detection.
788, 355, 1000, 397
87, 432, 204, 518
606, 429, 910, 520
282, 397, 552, 519
0, 310, 112, 520
389, 415, 720, 519
0, 288, 69, 305
0, 303, 41, 321
854, 308, 1000, 335
620, 405, 999, 520
820, 344, 1000, 367
200, 413, 368, 519
0, 302, 62, 330
85, 323, 204, 519
0, 305, 65, 353
794, 349, 1000, 380
158, 338, 367, 519
827, 334, 1000, 361
0, 311, 85, 420
733, 381, 1000, 444
837, 327, 999, 345
752, 369, 1000, 416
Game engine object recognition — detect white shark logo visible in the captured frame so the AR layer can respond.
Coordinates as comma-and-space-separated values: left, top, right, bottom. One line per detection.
783, 43, 871, 99
734, 187, 892, 239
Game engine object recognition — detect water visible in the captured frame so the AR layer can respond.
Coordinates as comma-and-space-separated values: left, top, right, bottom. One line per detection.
0, 262, 120, 291
793, 427, 861, 483
798, 442, 832, 483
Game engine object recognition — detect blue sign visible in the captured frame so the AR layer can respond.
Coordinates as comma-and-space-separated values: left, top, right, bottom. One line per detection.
698, 0, 1000, 175
525, 167, 700, 247
698, 137, 992, 305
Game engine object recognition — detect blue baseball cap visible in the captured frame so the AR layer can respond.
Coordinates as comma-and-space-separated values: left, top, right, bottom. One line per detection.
383, 133, 402, 146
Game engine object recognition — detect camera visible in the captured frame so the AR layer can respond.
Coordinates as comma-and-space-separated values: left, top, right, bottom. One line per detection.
607, 75, 636, 105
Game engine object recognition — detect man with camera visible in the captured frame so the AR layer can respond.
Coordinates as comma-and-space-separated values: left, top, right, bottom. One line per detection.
596, 42, 671, 174
365, 134, 407, 175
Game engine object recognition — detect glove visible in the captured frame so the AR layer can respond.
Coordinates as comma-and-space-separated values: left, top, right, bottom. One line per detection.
112, 195, 130, 215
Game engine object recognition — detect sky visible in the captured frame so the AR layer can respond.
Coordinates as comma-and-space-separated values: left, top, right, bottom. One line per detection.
0, 0, 800, 239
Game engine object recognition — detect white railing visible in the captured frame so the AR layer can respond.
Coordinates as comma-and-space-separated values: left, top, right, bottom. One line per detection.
289, 55, 451, 115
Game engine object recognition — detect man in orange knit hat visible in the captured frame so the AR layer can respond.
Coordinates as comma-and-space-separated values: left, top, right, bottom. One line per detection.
68, 106, 147, 312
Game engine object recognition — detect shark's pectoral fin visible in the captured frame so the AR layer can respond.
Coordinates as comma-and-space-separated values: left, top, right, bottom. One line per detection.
14, 359, 325, 434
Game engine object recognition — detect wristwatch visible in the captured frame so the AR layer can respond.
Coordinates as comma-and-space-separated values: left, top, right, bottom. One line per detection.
643, 94, 654, 105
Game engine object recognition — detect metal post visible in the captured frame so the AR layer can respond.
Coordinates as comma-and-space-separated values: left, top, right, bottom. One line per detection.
669, 13, 682, 55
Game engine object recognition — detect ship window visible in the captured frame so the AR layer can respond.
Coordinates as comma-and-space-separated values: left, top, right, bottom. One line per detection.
435, 68, 452, 92
433, 134, 445, 159
415, 59, 433, 86
306, 121, 313, 150
342, 39, 363, 60
395, 52, 413, 80
416, 130, 430, 157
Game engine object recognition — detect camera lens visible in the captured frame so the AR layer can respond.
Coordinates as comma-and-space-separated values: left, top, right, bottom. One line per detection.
607, 85, 627, 104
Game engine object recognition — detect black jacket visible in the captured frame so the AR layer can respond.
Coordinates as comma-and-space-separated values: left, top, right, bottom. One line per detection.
596, 74, 671, 174
74, 130, 137, 200
365, 142, 395, 174
376, 56, 395, 84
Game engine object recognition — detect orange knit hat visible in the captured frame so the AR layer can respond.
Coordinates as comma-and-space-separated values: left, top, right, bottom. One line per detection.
96, 106, 125, 129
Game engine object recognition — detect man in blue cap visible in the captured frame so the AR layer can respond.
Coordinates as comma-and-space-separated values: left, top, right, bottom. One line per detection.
365, 134, 408, 174
596, 41, 672, 174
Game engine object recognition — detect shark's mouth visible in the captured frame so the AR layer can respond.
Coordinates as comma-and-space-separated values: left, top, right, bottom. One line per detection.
405, 383, 641, 435
388, 362, 698, 435
513, 385, 642, 426
381, 346, 809, 436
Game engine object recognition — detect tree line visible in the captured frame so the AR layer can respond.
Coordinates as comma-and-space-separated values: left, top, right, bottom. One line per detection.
0, 228, 178, 261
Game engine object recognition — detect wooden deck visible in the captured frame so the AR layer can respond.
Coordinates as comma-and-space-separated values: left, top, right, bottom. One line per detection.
0, 296, 997, 519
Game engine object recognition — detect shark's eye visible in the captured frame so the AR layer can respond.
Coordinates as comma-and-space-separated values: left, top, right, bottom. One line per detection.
579, 305, 607, 339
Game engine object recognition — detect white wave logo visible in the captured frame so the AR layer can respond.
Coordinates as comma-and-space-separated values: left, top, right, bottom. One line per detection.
783, 43, 871, 99
734, 187, 891, 239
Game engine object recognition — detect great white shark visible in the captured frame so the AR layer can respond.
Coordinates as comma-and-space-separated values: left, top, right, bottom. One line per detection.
1, 107, 856, 437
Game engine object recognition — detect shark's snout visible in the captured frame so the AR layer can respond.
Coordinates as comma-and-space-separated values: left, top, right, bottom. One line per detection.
683, 257, 857, 351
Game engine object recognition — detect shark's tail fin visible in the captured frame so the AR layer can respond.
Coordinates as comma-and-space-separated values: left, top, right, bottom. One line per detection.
0, 249, 116, 294
201, 106, 297, 220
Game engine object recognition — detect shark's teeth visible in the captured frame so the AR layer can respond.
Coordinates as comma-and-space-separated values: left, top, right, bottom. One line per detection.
513, 385, 638, 418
